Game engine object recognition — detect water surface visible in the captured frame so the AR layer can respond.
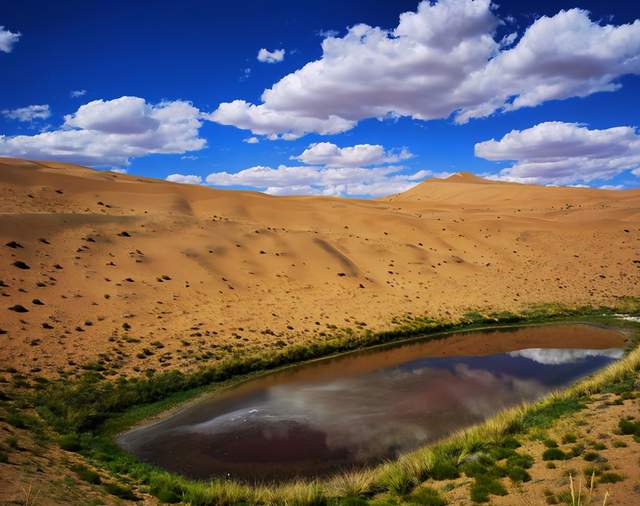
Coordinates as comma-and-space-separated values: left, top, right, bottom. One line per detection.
118, 324, 624, 482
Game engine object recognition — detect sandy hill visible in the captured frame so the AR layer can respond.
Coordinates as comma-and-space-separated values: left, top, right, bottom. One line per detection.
0, 157, 639, 377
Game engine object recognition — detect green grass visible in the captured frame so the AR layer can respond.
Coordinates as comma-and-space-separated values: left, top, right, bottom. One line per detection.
3, 301, 639, 506
407, 486, 447, 505
102, 482, 137, 500
71, 464, 101, 484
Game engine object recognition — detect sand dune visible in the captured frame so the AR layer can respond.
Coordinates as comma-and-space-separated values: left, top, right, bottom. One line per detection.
1, 157, 638, 377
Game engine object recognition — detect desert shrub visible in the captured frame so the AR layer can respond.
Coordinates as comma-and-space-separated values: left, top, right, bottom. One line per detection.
599, 472, 624, 484
582, 451, 603, 462
383, 466, 415, 495
59, 434, 82, 452
506, 466, 530, 483
71, 464, 101, 484
618, 417, 640, 436
542, 448, 567, 461
470, 475, 507, 503
408, 486, 447, 505
429, 458, 460, 481
103, 482, 137, 500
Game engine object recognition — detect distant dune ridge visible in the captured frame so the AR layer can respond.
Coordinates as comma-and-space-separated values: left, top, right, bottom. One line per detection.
0, 157, 638, 376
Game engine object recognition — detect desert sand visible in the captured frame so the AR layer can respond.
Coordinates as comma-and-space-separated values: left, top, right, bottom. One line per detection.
0, 157, 638, 378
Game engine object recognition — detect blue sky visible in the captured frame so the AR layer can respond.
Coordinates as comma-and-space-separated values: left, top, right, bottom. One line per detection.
1, 0, 640, 196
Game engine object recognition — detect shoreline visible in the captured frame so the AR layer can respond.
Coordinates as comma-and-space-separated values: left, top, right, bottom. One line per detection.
28, 305, 638, 504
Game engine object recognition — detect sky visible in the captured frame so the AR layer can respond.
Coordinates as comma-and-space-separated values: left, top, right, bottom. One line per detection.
1, 0, 640, 197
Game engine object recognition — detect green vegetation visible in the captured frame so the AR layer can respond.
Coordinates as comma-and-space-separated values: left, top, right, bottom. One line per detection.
1, 301, 639, 505
406, 487, 447, 506
543, 448, 568, 461
71, 464, 102, 484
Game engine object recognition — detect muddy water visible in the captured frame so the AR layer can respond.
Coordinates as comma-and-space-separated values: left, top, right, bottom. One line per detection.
117, 324, 625, 482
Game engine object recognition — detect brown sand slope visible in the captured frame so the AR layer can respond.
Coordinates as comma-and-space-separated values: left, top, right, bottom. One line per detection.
1, 157, 639, 376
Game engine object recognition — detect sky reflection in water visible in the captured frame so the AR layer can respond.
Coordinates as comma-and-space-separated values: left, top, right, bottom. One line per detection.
118, 326, 624, 482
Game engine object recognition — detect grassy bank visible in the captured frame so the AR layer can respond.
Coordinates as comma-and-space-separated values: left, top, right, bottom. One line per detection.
3, 299, 640, 505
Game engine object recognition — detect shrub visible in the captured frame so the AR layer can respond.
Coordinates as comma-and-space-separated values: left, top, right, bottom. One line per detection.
59, 434, 82, 452
542, 448, 567, 461
337, 498, 369, 506
429, 458, 460, 481
470, 475, 507, 503
103, 482, 137, 500
599, 472, 624, 484
71, 464, 101, 484
408, 486, 447, 506
582, 451, 603, 462
506, 466, 530, 483
618, 418, 640, 436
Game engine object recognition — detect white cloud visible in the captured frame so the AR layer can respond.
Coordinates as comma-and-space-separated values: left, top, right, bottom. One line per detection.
0, 26, 20, 53
0, 96, 206, 167
207, 164, 429, 196
633, 168, 640, 177
3, 104, 51, 122
317, 29, 339, 38
166, 174, 203, 185
475, 122, 640, 185
206, 142, 428, 197
257, 48, 285, 63
210, 99, 353, 140
599, 184, 624, 191
70, 89, 87, 98
243, 136, 259, 144
293, 142, 412, 167
509, 348, 623, 365
209, 0, 640, 139
109, 167, 127, 174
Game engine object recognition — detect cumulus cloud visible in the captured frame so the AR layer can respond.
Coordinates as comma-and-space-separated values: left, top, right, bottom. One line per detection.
0, 96, 206, 167
206, 164, 430, 196
257, 48, 285, 63
243, 136, 259, 144
209, 0, 640, 139
166, 174, 203, 185
210, 99, 353, 140
206, 142, 428, 196
293, 142, 412, 167
475, 121, 640, 184
2, 104, 51, 122
0, 26, 20, 53
70, 89, 87, 98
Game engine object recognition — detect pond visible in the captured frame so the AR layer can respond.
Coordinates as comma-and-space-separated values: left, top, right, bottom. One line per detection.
117, 323, 625, 483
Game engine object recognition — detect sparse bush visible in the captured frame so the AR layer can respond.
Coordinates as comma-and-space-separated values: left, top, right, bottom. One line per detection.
599, 472, 624, 484
408, 486, 447, 505
59, 434, 81, 452
103, 482, 137, 500
542, 448, 567, 461
71, 464, 101, 484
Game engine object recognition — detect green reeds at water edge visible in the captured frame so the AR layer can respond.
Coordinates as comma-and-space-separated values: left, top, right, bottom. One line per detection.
4, 300, 640, 505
